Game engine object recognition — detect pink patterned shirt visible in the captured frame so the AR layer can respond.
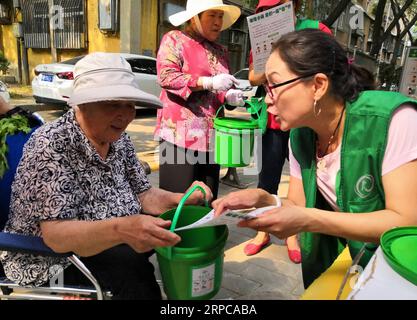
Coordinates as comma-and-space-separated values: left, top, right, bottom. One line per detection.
154, 29, 229, 152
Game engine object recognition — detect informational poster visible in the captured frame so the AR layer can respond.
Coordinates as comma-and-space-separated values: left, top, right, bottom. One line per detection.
247, 2, 295, 74
399, 47, 417, 97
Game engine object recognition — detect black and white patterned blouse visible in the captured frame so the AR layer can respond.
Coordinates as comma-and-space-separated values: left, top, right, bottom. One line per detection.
0, 109, 151, 286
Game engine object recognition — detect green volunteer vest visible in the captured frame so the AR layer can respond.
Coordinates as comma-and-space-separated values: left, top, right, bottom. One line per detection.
290, 91, 417, 288
295, 19, 319, 30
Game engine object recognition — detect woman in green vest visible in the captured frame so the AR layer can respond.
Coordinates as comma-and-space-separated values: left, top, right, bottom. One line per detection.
213, 29, 417, 289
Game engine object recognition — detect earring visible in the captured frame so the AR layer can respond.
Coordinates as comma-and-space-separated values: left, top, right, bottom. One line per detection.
313, 100, 321, 117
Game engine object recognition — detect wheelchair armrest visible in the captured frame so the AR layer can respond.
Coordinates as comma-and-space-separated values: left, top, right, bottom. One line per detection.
0, 232, 71, 258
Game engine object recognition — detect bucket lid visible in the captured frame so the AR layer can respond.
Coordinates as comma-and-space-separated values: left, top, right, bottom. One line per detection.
381, 226, 417, 285
214, 117, 259, 129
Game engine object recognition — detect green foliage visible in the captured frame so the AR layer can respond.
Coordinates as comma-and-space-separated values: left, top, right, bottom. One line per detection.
0, 51, 10, 74
378, 62, 402, 88
244, 0, 258, 10
0, 114, 31, 178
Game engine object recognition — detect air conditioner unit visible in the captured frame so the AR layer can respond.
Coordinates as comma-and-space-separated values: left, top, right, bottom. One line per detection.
98, 0, 119, 32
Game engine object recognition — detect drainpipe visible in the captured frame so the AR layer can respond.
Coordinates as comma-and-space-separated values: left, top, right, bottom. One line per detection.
120, 0, 141, 54
48, 0, 58, 63
21, 38, 30, 85
16, 37, 22, 84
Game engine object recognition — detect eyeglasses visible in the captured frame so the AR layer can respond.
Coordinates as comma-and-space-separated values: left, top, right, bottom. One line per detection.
263, 73, 316, 99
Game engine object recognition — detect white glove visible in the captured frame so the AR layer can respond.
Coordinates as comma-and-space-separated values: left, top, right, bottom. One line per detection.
201, 74, 239, 92
225, 89, 245, 107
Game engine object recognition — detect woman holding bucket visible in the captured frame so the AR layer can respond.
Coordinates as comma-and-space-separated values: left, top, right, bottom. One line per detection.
243, 0, 332, 261
213, 30, 417, 290
155, 0, 245, 199
0, 53, 213, 300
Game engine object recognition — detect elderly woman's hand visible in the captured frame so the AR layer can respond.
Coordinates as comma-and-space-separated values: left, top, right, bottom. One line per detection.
118, 215, 181, 252
212, 188, 276, 217
184, 181, 213, 205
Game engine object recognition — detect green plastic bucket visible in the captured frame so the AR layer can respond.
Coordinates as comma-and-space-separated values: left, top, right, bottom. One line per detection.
214, 117, 257, 167
381, 226, 417, 286
155, 186, 228, 300
213, 98, 267, 167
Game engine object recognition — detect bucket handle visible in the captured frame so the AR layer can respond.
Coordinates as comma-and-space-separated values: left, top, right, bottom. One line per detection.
215, 104, 225, 119
216, 99, 263, 121
167, 185, 208, 259
170, 185, 208, 232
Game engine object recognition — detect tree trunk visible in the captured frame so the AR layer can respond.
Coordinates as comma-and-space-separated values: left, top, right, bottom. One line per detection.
370, 0, 388, 57
386, 30, 402, 89
323, 0, 351, 28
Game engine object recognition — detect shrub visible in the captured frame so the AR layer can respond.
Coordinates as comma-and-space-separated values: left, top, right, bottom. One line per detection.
0, 51, 10, 74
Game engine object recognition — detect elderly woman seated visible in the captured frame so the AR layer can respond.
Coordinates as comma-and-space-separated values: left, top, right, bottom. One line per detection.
0, 53, 212, 300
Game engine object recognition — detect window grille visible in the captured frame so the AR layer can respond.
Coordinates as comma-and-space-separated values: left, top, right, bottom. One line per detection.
21, 0, 86, 49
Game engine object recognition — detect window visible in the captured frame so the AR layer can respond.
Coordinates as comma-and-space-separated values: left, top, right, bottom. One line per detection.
0, 2, 12, 25
127, 58, 157, 75
21, 0, 50, 48
53, 0, 87, 49
21, 0, 87, 49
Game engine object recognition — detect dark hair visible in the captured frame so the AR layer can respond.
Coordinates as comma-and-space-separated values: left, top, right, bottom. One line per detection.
271, 29, 375, 102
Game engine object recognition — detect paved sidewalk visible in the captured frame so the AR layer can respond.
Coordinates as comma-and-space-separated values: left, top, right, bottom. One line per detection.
147, 165, 304, 300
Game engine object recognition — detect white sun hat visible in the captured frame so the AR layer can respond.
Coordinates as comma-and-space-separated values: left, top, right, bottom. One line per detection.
169, 0, 241, 31
67, 52, 162, 108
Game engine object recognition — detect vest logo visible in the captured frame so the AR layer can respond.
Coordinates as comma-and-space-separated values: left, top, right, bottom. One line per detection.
355, 175, 375, 199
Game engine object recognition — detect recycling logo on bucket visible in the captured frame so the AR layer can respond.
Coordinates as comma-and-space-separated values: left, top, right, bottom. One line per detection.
191, 262, 216, 297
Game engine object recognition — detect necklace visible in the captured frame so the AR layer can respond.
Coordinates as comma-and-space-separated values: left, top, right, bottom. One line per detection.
317, 107, 346, 171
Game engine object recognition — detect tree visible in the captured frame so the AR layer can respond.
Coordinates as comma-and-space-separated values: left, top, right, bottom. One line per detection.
370, 0, 415, 56
244, 0, 258, 10
323, 0, 352, 27
378, 0, 417, 87
370, 0, 387, 56
0, 51, 10, 75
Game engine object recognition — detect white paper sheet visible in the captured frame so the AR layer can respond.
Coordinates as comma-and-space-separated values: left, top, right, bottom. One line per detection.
247, 2, 295, 74
174, 206, 278, 231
